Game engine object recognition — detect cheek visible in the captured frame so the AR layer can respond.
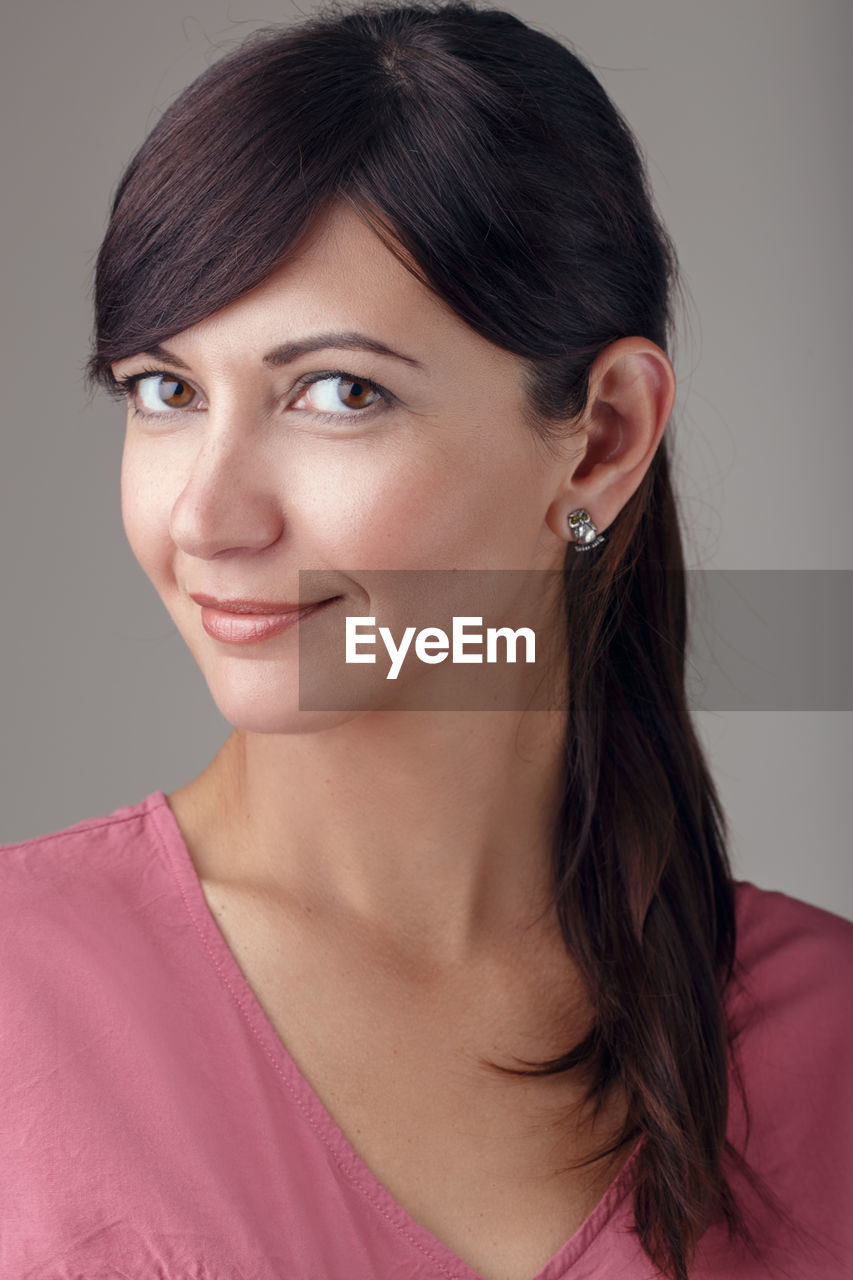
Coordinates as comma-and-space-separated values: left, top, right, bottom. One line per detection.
281, 445, 439, 566
297, 437, 531, 570
119, 452, 174, 581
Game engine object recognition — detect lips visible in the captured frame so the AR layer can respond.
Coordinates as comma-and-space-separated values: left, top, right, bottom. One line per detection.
189, 593, 330, 614
190, 593, 341, 645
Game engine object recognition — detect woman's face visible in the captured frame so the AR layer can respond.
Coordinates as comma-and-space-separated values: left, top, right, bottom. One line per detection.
114, 202, 576, 731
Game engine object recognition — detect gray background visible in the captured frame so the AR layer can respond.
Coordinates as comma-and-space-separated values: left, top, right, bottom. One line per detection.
1, 0, 850, 917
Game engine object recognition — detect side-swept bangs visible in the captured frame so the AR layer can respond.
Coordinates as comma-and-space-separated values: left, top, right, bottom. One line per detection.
86, 0, 673, 428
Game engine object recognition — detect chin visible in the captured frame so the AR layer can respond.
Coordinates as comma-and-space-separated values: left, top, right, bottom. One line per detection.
199, 668, 373, 736
225, 706, 365, 736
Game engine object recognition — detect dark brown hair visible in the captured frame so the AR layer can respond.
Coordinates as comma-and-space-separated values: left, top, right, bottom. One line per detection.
86, 4, 796, 1275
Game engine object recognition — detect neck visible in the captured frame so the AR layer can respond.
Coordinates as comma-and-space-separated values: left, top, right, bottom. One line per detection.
175, 707, 569, 970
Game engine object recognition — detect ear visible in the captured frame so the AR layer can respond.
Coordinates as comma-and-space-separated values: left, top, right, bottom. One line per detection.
544, 336, 676, 542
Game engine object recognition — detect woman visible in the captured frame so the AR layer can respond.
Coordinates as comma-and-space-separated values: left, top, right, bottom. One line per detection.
2, 3, 851, 1278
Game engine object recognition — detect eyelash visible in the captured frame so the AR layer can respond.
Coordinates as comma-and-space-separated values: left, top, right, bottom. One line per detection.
112, 367, 393, 423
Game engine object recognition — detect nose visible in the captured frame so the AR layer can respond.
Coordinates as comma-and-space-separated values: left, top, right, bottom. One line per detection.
168, 418, 285, 560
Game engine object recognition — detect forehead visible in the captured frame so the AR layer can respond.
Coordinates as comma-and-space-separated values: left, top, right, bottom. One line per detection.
115, 201, 522, 387
212, 202, 445, 339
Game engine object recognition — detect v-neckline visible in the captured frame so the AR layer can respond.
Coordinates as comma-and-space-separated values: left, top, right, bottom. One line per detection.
148, 787, 643, 1280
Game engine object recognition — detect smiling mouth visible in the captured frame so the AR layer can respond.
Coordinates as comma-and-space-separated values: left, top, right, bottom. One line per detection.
190, 593, 342, 614
195, 595, 342, 644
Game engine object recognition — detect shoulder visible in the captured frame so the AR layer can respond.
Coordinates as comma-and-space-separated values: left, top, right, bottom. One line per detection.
0, 791, 179, 1049
0, 790, 171, 922
734, 876, 853, 944
718, 889, 853, 1276
732, 878, 853, 1014
0, 789, 167, 858
727, 878, 853, 1121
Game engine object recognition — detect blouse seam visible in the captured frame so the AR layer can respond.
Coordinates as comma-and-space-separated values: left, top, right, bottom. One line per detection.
0, 805, 150, 854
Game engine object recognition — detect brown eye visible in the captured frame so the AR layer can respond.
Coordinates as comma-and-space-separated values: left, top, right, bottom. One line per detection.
159, 378, 195, 408
297, 373, 384, 416
135, 373, 200, 415
337, 378, 378, 410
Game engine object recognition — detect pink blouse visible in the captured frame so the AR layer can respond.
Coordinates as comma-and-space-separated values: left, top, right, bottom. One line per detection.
1, 789, 851, 1278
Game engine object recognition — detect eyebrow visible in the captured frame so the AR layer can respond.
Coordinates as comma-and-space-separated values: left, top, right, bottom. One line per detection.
133, 332, 427, 373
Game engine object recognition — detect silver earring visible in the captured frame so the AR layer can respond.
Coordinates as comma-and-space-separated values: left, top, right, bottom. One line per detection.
568, 509, 606, 552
